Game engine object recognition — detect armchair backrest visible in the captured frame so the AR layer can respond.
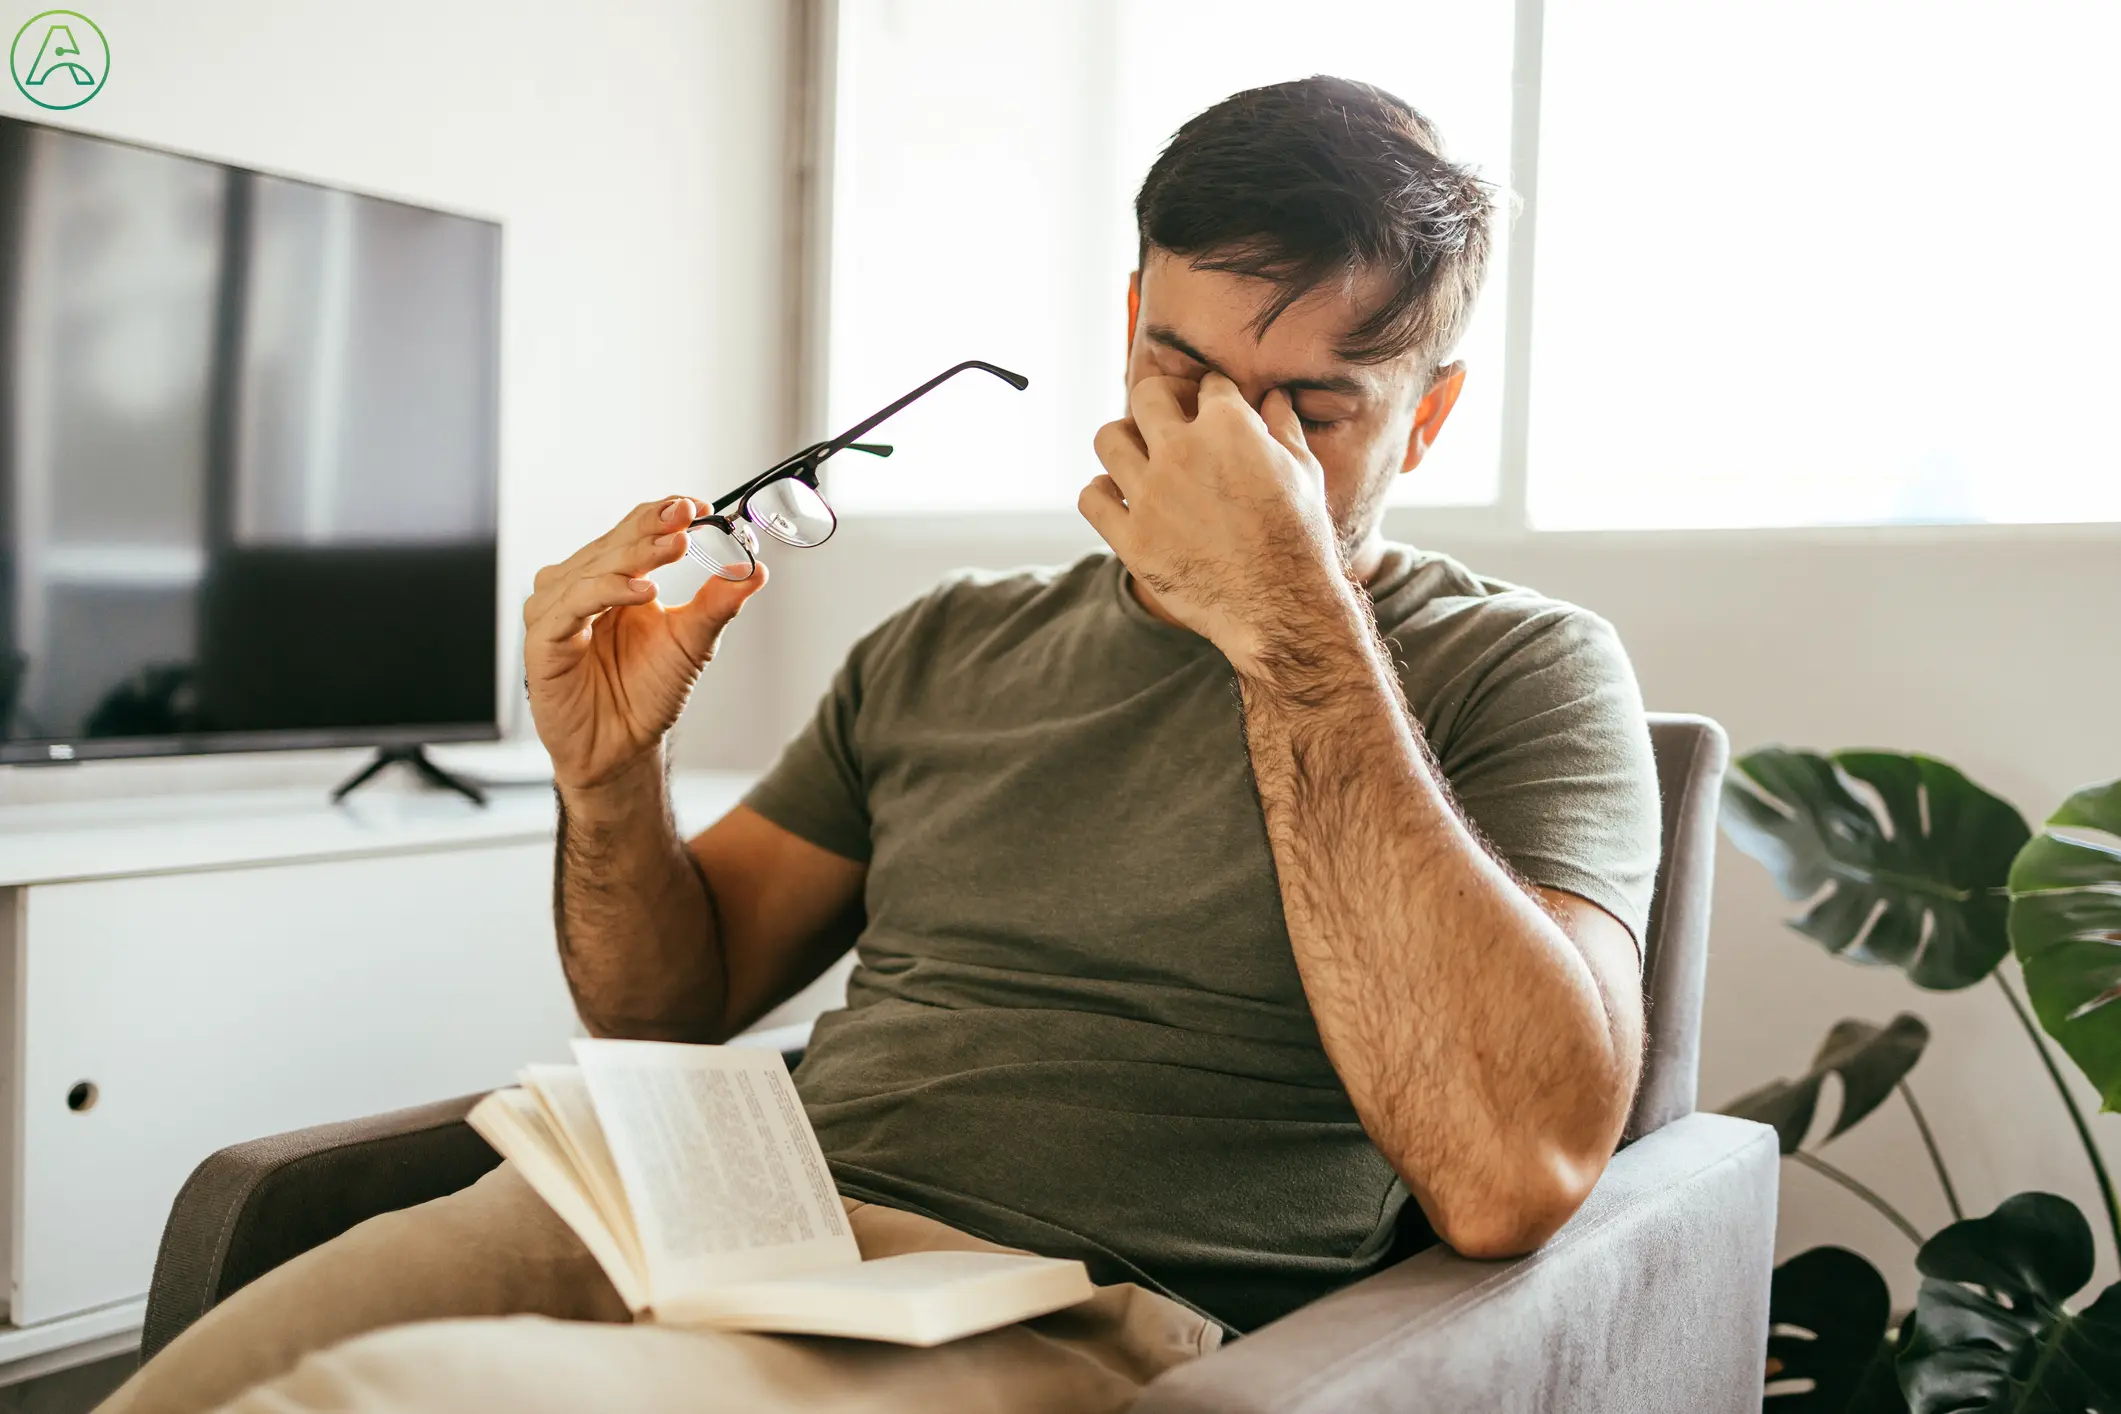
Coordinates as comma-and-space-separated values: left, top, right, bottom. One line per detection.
1627, 713, 1730, 1141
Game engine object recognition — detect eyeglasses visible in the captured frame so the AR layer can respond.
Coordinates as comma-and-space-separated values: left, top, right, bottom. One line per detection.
685, 359, 1030, 581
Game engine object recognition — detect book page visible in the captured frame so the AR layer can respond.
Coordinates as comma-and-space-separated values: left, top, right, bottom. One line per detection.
520, 1064, 646, 1282
466, 1089, 650, 1312
572, 1039, 857, 1301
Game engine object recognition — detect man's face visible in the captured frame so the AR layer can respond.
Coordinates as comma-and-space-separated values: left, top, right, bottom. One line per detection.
1122, 248, 1462, 565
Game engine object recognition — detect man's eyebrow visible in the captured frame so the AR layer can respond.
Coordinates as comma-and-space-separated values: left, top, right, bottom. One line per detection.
1144, 324, 1367, 397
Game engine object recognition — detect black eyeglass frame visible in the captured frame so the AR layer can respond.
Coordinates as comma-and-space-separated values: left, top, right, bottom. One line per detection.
687, 359, 1029, 579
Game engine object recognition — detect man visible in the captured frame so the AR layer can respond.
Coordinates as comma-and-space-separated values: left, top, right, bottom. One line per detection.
104, 75, 1657, 1414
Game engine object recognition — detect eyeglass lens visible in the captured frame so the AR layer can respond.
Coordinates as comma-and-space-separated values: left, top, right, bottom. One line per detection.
747, 478, 835, 547
686, 519, 758, 581
682, 475, 836, 582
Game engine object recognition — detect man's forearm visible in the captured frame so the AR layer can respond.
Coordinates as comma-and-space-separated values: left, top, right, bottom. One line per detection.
554, 748, 729, 1041
1235, 583, 1632, 1255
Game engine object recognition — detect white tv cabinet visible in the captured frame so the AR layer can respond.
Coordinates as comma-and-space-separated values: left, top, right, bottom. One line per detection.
0, 771, 754, 1382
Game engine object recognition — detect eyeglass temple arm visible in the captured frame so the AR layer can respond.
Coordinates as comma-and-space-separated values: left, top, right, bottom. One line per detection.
818, 361, 1028, 461
694, 359, 1026, 521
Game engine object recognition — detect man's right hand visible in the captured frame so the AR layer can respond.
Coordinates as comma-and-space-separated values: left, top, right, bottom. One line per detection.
524, 496, 767, 793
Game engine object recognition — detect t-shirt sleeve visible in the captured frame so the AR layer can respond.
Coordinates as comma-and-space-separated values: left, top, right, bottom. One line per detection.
740, 615, 905, 865
1430, 607, 1662, 954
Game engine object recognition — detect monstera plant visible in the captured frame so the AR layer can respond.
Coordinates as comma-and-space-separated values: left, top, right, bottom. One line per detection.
1719, 749, 2121, 1413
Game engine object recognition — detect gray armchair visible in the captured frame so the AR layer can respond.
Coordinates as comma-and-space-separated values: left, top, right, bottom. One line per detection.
142, 714, 1776, 1411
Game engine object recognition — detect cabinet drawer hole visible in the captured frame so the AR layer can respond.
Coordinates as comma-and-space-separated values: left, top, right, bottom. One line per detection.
67, 1080, 99, 1113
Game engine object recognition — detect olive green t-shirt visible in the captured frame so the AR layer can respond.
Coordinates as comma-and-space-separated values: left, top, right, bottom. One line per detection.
743, 547, 1660, 1333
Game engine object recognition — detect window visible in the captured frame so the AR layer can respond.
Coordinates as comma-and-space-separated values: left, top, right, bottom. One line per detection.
822, 0, 1514, 513
822, 2, 2120, 529
1527, 0, 2121, 528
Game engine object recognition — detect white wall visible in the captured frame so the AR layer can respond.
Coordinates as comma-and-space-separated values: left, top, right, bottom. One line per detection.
740, 513, 2121, 1302
7, 0, 2115, 1313
0, 0, 790, 805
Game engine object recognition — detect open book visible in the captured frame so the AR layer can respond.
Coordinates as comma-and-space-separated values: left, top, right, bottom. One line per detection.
468, 1038, 1094, 1345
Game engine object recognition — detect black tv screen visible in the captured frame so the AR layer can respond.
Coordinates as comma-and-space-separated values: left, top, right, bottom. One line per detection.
0, 116, 501, 764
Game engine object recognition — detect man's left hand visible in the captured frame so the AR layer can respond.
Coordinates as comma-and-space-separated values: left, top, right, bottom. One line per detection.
1080, 372, 1349, 674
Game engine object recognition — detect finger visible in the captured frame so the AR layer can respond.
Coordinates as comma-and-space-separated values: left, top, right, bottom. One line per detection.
666, 559, 769, 663
523, 570, 573, 627
552, 497, 696, 581
582, 497, 692, 565
1092, 418, 1150, 500
1076, 474, 1131, 553
523, 529, 681, 626
628, 495, 694, 538
1258, 387, 1310, 458
1197, 370, 1250, 412
579, 523, 694, 581
528, 571, 658, 644
1126, 375, 1196, 447
1198, 371, 1266, 435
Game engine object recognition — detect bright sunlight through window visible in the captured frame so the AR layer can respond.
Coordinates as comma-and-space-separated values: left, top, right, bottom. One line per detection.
1527, 0, 2121, 528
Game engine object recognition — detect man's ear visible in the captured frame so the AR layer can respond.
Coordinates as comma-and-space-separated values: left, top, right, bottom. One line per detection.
1125, 271, 1141, 363
1402, 362, 1468, 472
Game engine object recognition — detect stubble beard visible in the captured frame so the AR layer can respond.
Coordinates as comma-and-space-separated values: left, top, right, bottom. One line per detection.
1331, 451, 1401, 580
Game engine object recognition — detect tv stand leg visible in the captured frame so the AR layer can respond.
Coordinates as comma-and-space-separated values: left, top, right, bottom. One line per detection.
404, 745, 489, 807
331, 745, 489, 808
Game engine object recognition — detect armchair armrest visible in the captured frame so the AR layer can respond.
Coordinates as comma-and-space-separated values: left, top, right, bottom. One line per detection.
141, 1043, 815, 1364
1133, 1113, 1778, 1414
141, 1093, 499, 1364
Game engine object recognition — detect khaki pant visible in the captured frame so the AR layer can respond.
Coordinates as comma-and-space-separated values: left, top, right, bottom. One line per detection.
98, 1164, 1219, 1414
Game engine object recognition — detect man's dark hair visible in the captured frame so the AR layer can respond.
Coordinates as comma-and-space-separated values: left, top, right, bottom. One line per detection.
1134, 75, 1495, 370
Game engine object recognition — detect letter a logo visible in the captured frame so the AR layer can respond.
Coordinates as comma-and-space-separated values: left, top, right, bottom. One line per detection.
11, 10, 110, 110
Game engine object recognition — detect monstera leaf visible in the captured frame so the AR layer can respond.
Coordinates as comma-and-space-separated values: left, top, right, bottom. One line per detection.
2009, 778, 2121, 1111
1766, 1247, 1909, 1412
1898, 1192, 2121, 1413
1725, 1015, 1930, 1153
1724, 749, 2031, 990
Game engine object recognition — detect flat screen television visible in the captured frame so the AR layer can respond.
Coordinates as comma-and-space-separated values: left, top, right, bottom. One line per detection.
0, 115, 501, 766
